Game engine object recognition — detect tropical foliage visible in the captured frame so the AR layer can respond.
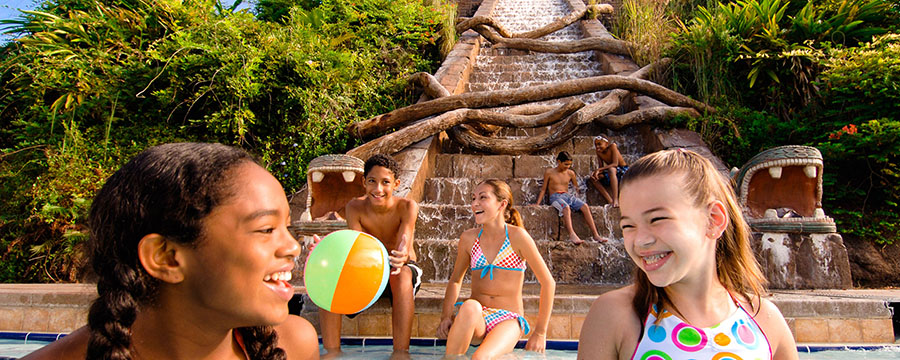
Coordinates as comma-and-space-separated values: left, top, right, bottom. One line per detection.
0, 0, 455, 282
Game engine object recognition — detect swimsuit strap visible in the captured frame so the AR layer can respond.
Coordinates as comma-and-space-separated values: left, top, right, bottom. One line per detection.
233, 329, 250, 360
471, 224, 525, 280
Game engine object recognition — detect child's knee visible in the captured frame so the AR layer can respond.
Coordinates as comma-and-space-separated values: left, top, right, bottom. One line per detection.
458, 299, 482, 318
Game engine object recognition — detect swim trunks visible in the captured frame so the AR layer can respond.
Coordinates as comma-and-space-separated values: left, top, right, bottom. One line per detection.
346, 261, 422, 318
549, 192, 587, 217
599, 165, 628, 186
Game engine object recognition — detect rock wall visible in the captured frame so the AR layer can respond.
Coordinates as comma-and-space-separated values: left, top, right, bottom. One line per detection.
753, 232, 853, 289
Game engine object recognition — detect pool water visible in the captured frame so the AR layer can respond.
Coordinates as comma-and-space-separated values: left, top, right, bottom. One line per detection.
1, 334, 899, 359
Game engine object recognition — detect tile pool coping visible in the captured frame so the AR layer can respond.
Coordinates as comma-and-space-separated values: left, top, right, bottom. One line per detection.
1, 332, 898, 354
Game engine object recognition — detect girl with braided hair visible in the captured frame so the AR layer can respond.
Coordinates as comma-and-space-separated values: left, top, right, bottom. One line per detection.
25, 143, 320, 360
437, 178, 556, 359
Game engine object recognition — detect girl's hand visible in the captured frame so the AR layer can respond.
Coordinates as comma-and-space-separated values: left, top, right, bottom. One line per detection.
436, 318, 453, 339
389, 234, 410, 276
524, 332, 546, 353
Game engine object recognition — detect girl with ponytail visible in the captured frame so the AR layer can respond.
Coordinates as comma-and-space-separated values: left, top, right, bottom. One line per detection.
578, 149, 797, 360
25, 143, 319, 360
437, 178, 556, 359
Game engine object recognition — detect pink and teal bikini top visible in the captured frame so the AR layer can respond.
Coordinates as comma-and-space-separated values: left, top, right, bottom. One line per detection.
631, 296, 772, 360
470, 224, 526, 280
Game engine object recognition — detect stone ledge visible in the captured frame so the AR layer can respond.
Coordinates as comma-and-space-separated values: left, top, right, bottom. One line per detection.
3, 285, 894, 342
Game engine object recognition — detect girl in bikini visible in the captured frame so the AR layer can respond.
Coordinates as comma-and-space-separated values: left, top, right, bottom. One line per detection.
24, 143, 320, 360
578, 149, 798, 360
437, 179, 556, 359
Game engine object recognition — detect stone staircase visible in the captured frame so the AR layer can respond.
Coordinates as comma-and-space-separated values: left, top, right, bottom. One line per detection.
414, 125, 648, 286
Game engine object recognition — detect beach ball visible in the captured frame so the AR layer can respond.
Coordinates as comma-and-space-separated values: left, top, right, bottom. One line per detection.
304, 229, 390, 314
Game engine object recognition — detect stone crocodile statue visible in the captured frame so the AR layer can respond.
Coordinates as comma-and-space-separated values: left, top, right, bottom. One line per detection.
732, 145, 836, 233
293, 154, 365, 236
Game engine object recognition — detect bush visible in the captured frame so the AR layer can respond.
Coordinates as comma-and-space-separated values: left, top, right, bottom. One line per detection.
0, 0, 452, 282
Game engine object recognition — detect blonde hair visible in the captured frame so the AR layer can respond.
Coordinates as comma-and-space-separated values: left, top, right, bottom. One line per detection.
621, 149, 766, 322
478, 178, 524, 228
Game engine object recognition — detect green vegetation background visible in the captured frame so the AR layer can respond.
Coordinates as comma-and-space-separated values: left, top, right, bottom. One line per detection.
0, 0, 455, 282
1, 0, 898, 284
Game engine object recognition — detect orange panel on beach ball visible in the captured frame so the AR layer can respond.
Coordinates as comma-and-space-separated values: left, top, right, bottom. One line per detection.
330, 232, 390, 314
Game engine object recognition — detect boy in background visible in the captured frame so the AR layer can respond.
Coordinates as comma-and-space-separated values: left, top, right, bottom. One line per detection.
535, 151, 606, 244
317, 154, 421, 356
588, 135, 628, 208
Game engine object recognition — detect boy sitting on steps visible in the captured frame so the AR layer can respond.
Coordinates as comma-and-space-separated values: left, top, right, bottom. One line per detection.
535, 151, 606, 244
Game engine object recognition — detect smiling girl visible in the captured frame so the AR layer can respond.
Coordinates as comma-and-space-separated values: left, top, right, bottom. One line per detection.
24, 143, 319, 360
578, 149, 798, 360
437, 179, 556, 359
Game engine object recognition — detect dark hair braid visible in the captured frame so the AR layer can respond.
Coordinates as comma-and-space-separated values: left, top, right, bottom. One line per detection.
239, 326, 287, 360
84, 143, 287, 359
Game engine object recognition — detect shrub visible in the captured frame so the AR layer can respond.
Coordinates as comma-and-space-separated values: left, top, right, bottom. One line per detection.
0, 0, 449, 282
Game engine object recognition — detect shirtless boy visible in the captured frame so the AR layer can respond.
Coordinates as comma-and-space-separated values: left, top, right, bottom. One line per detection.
588, 135, 628, 207
317, 154, 421, 355
535, 151, 605, 244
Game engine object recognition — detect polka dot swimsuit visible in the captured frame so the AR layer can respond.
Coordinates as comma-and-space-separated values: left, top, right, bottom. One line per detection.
631, 298, 772, 360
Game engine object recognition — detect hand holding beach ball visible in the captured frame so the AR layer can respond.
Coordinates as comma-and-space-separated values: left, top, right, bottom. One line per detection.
304, 230, 390, 314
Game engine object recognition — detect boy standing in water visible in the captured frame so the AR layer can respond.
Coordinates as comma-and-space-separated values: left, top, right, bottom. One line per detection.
588, 135, 628, 207
535, 151, 606, 244
317, 154, 422, 356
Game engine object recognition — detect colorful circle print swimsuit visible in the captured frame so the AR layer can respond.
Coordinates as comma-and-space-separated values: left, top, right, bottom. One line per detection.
461, 225, 531, 335
631, 296, 772, 360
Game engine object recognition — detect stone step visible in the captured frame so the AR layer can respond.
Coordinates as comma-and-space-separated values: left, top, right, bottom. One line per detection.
472, 62, 603, 74
473, 53, 597, 66
469, 69, 605, 84
416, 204, 623, 243
431, 153, 641, 179
425, 177, 618, 206
413, 238, 633, 285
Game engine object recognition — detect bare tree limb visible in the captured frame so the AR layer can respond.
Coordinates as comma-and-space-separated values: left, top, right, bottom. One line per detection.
456, 5, 613, 39
348, 68, 710, 139
447, 60, 697, 154
347, 100, 584, 161
472, 25, 634, 56
408, 72, 451, 99
600, 106, 700, 129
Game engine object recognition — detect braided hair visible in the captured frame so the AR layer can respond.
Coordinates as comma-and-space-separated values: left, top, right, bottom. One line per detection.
85, 143, 286, 360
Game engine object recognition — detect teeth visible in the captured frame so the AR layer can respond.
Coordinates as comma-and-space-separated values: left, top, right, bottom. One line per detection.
342, 171, 356, 182
765, 208, 778, 218
643, 253, 666, 263
265, 271, 292, 282
768, 166, 782, 179
804, 166, 817, 178
311, 171, 324, 183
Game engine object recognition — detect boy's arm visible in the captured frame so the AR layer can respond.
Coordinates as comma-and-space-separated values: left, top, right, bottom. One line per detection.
389, 199, 418, 271
612, 143, 626, 167
534, 170, 549, 205
568, 170, 579, 197
345, 199, 363, 232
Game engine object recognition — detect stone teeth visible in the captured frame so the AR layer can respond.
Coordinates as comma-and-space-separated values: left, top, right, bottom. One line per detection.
814, 208, 826, 218
804, 165, 817, 178
765, 208, 779, 218
342, 171, 356, 183
768, 166, 783, 179
311, 171, 324, 183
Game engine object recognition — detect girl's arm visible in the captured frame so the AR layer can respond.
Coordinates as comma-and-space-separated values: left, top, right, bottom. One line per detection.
437, 231, 474, 339
511, 227, 556, 352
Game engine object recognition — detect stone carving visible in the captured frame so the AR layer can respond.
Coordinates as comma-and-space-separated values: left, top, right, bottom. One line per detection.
292, 154, 365, 236
733, 145, 851, 289
732, 145, 836, 233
